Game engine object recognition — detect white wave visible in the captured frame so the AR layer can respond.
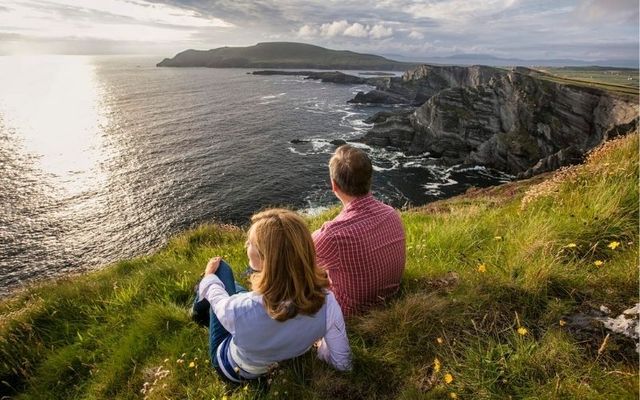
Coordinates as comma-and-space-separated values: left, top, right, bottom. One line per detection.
450, 164, 515, 180
260, 92, 286, 100
300, 205, 331, 217
287, 147, 308, 156
422, 177, 457, 196
349, 119, 371, 128
373, 164, 398, 172
347, 142, 371, 150
310, 139, 332, 152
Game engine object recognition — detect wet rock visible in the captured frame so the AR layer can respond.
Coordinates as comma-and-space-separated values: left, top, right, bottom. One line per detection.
330, 139, 347, 146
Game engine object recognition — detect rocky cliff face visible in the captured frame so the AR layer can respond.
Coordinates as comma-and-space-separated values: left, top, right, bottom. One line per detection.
350, 65, 507, 105
359, 66, 639, 177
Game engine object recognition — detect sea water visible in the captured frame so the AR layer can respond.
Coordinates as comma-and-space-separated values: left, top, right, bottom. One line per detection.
0, 55, 511, 294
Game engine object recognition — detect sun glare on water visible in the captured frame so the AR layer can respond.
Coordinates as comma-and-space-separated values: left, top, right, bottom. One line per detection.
0, 55, 111, 197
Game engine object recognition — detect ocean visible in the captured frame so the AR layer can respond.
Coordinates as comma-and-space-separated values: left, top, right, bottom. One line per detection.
0, 55, 511, 295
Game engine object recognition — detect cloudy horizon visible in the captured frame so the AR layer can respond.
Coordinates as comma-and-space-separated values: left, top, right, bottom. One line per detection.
1, 0, 638, 63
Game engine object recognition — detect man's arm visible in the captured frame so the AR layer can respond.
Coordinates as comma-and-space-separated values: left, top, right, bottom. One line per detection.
313, 227, 340, 273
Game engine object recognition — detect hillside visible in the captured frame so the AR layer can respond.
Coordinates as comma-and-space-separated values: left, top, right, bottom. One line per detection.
0, 133, 638, 399
157, 42, 415, 71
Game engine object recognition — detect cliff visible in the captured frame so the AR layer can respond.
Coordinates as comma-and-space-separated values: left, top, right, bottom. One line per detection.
157, 42, 415, 71
358, 66, 639, 177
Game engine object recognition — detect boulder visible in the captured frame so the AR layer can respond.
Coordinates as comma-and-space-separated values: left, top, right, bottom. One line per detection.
330, 139, 348, 146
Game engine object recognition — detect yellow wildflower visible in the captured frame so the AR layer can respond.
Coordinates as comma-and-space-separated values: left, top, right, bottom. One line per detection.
436, 337, 444, 344
594, 260, 604, 267
189, 361, 195, 368
517, 327, 528, 336
434, 357, 441, 373
608, 241, 620, 250
565, 243, 577, 248
559, 319, 566, 327
444, 373, 454, 384
477, 263, 487, 273
449, 393, 458, 399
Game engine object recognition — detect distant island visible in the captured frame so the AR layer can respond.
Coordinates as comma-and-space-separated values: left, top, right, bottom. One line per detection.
157, 42, 416, 71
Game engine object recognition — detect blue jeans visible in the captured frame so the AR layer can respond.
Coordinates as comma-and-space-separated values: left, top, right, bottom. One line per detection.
192, 260, 246, 367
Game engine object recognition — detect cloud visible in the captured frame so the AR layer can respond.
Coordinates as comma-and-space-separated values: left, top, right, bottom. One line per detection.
344, 22, 369, 38
0, 0, 234, 46
408, 0, 517, 23
297, 24, 318, 38
319, 20, 350, 37
0, 0, 637, 63
304, 20, 394, 39
408, 30, 425, 40
369, 24, 393, 39
574, 0, 638, 23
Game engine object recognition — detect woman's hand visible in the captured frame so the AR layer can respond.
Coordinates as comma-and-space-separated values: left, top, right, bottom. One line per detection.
204, 257, 222, 276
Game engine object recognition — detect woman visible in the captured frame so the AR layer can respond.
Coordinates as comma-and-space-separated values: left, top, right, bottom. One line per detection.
191, 208, 351, 383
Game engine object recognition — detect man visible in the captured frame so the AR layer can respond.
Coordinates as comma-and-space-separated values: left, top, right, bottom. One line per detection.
312, 145, 406, 317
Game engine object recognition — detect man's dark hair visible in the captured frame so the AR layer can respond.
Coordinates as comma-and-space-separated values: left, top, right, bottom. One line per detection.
329, 145, 372, 196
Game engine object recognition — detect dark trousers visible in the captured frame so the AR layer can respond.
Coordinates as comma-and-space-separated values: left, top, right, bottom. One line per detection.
191, 260, 245, 367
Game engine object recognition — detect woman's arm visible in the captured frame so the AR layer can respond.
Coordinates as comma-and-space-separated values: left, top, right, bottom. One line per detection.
316, 292, 352, 371
198, 257, 239, 334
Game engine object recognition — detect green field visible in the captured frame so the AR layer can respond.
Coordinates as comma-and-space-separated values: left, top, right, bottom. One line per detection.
1, 133, 638, 399
534, 67, 639, 97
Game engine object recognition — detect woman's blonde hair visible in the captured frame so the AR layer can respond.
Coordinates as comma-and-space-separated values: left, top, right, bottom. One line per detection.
248, 208, 329, 322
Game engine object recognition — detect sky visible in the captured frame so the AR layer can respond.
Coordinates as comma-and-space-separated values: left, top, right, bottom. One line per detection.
0, 0, 638, 62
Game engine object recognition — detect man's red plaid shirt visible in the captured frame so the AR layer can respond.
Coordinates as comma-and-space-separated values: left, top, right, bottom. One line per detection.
312, 194, 406, 316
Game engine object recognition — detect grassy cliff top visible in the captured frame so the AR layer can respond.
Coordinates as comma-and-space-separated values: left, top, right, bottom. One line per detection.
1, 133, 638, 399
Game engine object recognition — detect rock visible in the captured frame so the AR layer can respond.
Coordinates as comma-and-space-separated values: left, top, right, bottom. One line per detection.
290, 139, 309, 144
252, 70, 315, 76
600, 305, 612, 314
349, 64, 506, 106
359, 65, 639, 175
330, 139, 347, 146
517, 146, 584, 179
252, 70, 366, 84
305, 71, 367, 84
364, 109, 414, 124
348, 90, 410, 105
358, 72, 396, 76
564, 303, 640, 356
597, 304, 640, 347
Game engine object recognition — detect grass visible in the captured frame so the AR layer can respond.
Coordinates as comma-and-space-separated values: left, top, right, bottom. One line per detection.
1, 133, 638, 399
533, 67, 639, 98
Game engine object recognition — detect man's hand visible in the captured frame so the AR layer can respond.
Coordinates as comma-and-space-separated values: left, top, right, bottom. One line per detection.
204, 257, 222, 276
